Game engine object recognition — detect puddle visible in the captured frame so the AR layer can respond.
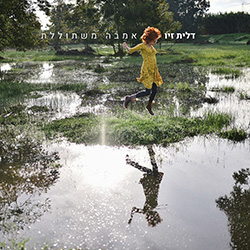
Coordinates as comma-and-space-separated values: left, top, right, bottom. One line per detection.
1, 137, 249, 249
0, 63, 15, 72
27, 91, 82, 119
30, 62, 54, 83
27, 91, 109, 119
0, 61, 101, 85
191, 68, 250, 131
1, 61, 250, 249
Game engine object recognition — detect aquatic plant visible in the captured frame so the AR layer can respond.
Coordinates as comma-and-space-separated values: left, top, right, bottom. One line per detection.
239, 91, 250, 100
210, 86, 235, 93
211, 67, 241, 78
0, 239, 29, 250
219, 128, 248, 142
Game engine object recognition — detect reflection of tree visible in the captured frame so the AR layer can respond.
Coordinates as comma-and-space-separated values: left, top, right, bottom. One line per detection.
0, 141, 60, 236
126, 146, 164, 227
216, 168, 250, 250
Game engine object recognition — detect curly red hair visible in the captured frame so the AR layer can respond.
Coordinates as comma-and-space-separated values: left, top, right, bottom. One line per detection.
141, 26, 162, 43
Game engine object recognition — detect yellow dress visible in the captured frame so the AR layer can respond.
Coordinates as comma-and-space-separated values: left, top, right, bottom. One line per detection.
129, 43, 163, 89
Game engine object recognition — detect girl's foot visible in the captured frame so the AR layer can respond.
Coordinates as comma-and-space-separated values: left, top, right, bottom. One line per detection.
124, 96, 130, 108
124, 95, 137, 108
146, 101, 155, 115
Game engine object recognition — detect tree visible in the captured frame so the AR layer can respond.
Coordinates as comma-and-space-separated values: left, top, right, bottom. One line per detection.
0, 0, 51, 51
48, 0, 75, 51
167, 0, 210, 33
71, 0, 101, 47
97, 0, 181, 54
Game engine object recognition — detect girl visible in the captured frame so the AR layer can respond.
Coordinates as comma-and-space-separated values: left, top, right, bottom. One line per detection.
122, 26, 163, 115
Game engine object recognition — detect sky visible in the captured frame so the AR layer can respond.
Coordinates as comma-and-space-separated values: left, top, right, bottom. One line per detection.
209, 0, 250, 13
37, 0, 250, 29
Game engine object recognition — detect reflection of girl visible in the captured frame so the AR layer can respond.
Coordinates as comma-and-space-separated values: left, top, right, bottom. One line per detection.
126, 146, 164, 227
122, 27, 163, 116
128, 172, 163, 227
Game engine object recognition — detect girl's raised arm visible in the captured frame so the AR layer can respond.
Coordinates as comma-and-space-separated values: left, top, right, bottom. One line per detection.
122, 42, 130, 53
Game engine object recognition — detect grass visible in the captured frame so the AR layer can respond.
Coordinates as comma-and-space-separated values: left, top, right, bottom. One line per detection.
0, 80, 42, 112
0, 48, 100, 63
43, 113, 101, 144
176, 82, 194, 92
0, 239, 29, 250
158, 43, 250, 67
219, 128, 248, 142
1, 36, 250, 68
0, 80, 88, 111
196, 33, 250, 45
210, 86, 235, 93
43, 111, 239, 146
211, 67, 241, 78
0, 80, 37, 99
239, 91, 250, 100
222, 86, 235, 93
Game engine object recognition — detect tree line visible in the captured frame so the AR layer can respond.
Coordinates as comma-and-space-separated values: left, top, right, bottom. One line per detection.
201, 12, 250, 35
1, 0, 250, 53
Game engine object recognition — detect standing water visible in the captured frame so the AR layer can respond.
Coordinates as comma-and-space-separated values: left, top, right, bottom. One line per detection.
0, 61, 250, 249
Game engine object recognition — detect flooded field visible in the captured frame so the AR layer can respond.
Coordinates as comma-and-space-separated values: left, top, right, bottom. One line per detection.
0, 58, 250, 249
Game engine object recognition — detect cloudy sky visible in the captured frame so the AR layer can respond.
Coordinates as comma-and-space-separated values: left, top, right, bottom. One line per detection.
209, 0, 250, 13
38, 0, 250, 29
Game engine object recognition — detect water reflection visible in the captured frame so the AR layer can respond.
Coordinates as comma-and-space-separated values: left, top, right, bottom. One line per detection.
191, 68, 250, 131
216, 168, 250, 250
28, 91, 82, 119
0, 63, 14, 72
126, 146, 164, 227
30, 62, 54, 83
0, 61, 101, 84
0, 143, 60, 237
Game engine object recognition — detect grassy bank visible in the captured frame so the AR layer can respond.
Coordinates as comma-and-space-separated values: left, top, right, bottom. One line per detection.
43, 111, 248, 146
1, 35, 250, 68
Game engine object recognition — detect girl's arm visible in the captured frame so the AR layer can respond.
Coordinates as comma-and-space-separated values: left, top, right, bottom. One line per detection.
122, 42, 130, 53
123, 43, 143, 54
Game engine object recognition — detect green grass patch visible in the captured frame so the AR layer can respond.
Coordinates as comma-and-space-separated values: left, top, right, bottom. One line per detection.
44, 111, 236, 146
211, 86, 235, 93
55, 83, 87, 92
0, 80, 89, 111
173, 55, 197, 64
0, 104, 30, 125
0, 238, 29, 250
106, 111, 232, 146
0, 80, 43, 111
28, 105, 49, 113
158, 43, 250, 67
0, 80, 36, 99
43, 113, 101, 144
2, 40, 250, 68
239, 91, 250, 100
203, 33, 250, 44
94, 64, 106, 73
176, 82, 194, 93
222, 86, 235, 93
219, 128, 248, 142
211, 67, 241, 78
